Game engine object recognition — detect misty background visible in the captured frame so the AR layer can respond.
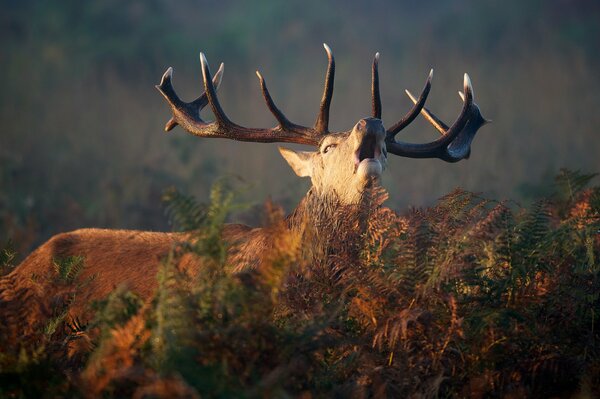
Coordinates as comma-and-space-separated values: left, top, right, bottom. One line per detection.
1, 0, 599, 255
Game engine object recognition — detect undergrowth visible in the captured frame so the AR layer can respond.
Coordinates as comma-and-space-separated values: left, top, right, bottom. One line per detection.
0, 169, 599, 398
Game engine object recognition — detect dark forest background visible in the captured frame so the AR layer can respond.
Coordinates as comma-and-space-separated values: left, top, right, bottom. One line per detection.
1, 0, 599, 254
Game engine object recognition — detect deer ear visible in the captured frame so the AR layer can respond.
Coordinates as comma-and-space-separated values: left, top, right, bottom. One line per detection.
278, 147, 313, 177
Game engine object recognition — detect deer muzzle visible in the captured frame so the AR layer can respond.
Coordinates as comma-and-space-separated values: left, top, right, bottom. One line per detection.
352, 118, 386, 175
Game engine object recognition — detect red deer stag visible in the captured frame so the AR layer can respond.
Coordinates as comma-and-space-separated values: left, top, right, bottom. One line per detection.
0, 44, 487, 337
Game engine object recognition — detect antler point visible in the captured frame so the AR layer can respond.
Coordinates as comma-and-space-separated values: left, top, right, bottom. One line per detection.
199, 52, 208, 67
404, 89, 417, 104
212, 63, 224, 90
215, 62, 224, 77
165, 118, 178, 132
464, 73, 471, 86
159, 67, 173, 86
462, 73, 473, 99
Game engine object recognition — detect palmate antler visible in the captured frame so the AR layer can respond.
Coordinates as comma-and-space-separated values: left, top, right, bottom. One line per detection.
156, 44, 488, 161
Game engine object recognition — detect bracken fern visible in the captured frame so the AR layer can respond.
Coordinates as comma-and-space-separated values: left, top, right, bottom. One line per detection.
1, 171, 599, 397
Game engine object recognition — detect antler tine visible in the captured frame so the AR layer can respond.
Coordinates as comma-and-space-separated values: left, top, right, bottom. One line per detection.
401, 74, 490, 161
371, 52, 382, 119
156, 67, 181, 131
155, 65, 223, 132
386, 69, 433, 136
385, 73, 476, 160
314, 43, 335, 133
190, 62, 224, 113
200, 52, 231, 126
405, 88, 448, 134
255, 70, 295, 129
458, 90, 492, 125
157, 50, 331, 146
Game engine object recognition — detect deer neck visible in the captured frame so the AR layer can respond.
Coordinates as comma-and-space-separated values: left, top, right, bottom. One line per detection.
286, 187, 374, 239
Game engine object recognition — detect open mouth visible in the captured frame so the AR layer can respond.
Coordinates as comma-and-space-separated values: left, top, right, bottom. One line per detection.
354, 134, 381, 171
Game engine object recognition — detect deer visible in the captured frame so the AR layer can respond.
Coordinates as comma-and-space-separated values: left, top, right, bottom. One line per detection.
0, 44, 487, 342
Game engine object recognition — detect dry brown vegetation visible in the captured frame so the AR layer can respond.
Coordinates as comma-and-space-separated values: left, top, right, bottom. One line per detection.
1, 1, 599, 396
1, 170, 598, 397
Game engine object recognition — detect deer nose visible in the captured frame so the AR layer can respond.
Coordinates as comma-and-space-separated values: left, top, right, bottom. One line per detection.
353, 117, 385, 139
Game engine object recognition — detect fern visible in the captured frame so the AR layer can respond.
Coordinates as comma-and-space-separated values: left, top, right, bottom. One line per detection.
4, 171, 600, 397
151, 180, 249, 393
589, 187, 600, 214
91, 285, 143, 336
163, 180, 246, 266
0, 239, 16, 276
554, 169, 597, 203
513, 200, 552, 270
44, 309, 69, 336
197, 180, 237, 264
162, 187, 207, 232
389, 214, 421, 295
553, 169, 598, 219
52, 255, 85, 283
150, 251, 199, 380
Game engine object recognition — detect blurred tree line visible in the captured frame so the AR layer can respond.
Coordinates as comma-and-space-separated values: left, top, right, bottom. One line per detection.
1, 0, 599, 255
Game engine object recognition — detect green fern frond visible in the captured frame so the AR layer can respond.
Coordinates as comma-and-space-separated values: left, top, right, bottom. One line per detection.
151, 251, 199, 376
554, 169, 597, 203
0, 239, 17, 276
514, 200, 552, 255
199, 181, 237, 264
91, 285, 143, 334
52, 255, 85, 283
163, 180, 245, 266
162, 187, 207, 231
44, 309, 69, 336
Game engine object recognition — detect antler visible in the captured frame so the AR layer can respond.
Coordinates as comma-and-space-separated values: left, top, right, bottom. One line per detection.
403, 88, 490, 161
156, 44, 336, 146
371, 55, 488, 162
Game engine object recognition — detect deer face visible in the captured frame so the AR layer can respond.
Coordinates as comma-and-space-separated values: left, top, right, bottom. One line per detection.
279, 118, 387, 204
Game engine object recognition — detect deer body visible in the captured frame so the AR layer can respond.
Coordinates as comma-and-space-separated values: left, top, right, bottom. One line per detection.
0, 190, 351, 336
0, 225, 247, 335
0, 44, 487, 341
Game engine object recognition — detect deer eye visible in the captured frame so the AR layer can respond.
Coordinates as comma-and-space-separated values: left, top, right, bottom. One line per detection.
322, 143, 337, 154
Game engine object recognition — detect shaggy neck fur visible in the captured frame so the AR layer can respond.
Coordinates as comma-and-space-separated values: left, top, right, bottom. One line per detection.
285, 187, 381, 257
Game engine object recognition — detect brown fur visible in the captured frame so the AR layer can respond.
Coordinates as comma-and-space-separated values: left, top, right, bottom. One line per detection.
0, 119, 386, 346
0, 224, 257, 338
0, 188, 346, 339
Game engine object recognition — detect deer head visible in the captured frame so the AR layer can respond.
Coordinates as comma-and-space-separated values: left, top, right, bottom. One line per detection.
156, 44, 489, 205
278, 117, 387, 204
